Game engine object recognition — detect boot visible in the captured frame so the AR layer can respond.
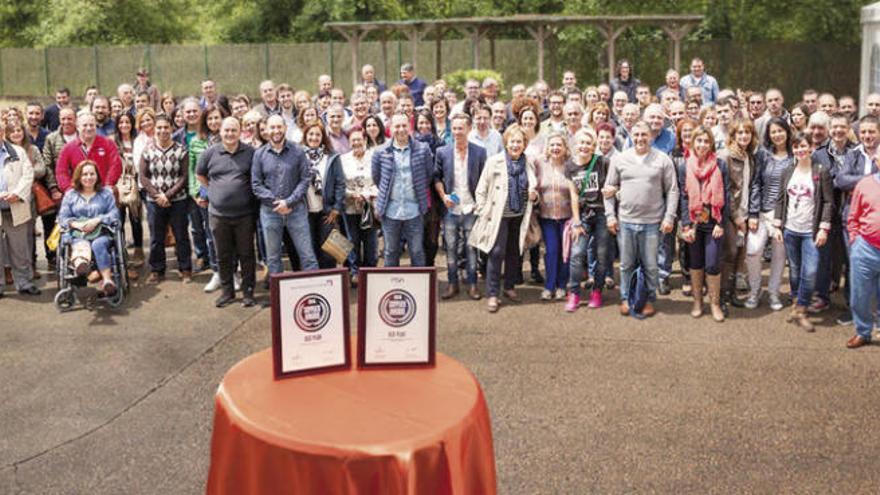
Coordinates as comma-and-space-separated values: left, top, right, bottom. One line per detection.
706, 274, 725, 322
690, 269, 704, 318
787, 305, 814, 332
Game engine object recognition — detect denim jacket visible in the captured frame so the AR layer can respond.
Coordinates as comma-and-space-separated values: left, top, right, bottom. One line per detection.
58, 186, 119, 230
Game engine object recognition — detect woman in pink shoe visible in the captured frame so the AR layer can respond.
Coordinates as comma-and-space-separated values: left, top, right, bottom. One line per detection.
565, 128, 613, 312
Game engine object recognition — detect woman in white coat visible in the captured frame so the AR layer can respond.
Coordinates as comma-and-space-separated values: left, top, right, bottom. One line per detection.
469, 124, 538, 312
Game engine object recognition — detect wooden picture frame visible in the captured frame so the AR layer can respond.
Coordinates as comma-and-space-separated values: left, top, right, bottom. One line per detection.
271, 268, 351, 379
357, 267, 437, 369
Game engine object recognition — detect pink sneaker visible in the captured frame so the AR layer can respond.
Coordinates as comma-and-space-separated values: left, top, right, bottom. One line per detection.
565, 293, 580, 312
588, 289, 603, 308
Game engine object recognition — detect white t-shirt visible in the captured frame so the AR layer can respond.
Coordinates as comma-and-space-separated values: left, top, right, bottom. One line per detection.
307, 155, 328, 213
784, 168, 814, 234
451, 148, 475, 215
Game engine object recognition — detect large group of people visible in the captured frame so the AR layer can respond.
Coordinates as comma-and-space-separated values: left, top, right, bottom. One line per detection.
1, 59, 879, 349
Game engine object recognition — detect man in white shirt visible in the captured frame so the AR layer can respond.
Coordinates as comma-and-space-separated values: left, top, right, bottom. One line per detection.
468, 103, 503, 156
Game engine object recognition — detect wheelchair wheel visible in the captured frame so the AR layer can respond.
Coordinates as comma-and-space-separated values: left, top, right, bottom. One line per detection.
54, 287, 77, 312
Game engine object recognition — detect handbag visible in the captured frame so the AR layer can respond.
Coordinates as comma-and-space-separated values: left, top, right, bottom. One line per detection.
359, 202, 374, 230
117, 163, 141, 210
32, 181, 58, 215
321, 228, 354, 264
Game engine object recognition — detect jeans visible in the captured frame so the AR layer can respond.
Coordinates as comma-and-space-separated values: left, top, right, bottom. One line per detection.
569, 214, 611, 295
688, 224, 723, 275
783, 229, 823, 307
658, 229, 676, 281
343, 214, 378, 275
815, 225, 844, 303
87, 236, 113, 271
443, 212, 477, 285
849, 236, 880, 340
189, 198, 208, 262
210, 213, 256, 295
618, 222, 660, 301
146, 199, 192, 274
382, 215, 425, 267
487, 216, 522, 297
539, 218, 569, 291
260, 204, 318, 274
423, 202, 442, 267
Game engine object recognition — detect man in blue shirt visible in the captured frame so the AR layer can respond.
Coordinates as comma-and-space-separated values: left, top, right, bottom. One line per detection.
398, 63, 427, 108
372, 113, 433, 266
251, 115, 319, 279
680, 57, 720, 105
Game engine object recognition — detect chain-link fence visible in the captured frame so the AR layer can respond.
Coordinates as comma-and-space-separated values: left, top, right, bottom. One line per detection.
0, 39, 860, 104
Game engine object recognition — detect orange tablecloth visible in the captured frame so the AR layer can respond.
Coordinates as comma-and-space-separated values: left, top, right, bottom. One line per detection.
206, 345, 497, 495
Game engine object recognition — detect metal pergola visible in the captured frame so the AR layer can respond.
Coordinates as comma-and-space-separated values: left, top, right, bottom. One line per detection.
325, 14, 704, 87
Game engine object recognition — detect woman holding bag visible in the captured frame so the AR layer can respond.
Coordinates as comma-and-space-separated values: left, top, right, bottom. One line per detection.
469, 124, 538, 313
678, 126, 731, 322
340, 126, 378, 282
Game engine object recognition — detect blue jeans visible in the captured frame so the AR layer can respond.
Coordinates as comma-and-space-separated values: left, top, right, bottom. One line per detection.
260, 205, 318, 274
382, 215, 425, 267
569, 214, 611, 295
343, 213, 378, 275
618, 222, 660, 301
657, 229, 676, 281
539, 218, 569, 291
146, 199, 192, 274
189, 198, 208, 262
814, 225, 844, 303
783, 229, 823, 307
75, 236, 112, 271
850, 236, 880, 340
190, 203, 218, 272
443, 212, 477, 285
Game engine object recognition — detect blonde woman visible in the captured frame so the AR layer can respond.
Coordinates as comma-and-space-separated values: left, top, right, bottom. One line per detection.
535, 131, 573, 300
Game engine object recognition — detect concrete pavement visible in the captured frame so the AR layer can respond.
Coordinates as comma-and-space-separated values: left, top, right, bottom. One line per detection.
2, 261, 880, 494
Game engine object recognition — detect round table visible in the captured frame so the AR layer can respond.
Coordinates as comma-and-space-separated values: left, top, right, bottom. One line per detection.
206, 346, 497, 495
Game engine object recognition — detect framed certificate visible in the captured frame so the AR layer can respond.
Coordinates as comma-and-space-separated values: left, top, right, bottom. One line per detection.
271, 268, 351, 379
357, 267, 437, 368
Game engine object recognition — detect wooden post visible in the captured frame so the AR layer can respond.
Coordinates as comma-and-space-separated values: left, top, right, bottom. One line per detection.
381, 36, 388, 85
524, 25, 551, 83
597, 22, 628, 82
489, 36, 496, 70
661, 23, 696, 73
435, 28, 444, 80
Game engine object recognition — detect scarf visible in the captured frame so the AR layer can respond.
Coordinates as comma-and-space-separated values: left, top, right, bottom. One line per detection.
305, 145, 325, 166
506, 153, 528, 214
685, 150, 725, 223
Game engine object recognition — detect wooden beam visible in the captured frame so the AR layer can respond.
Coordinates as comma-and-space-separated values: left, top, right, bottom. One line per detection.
524, 24, 552, 83
661, 22, 697, 72
597, 22, 628, 82
402, 26, 425, 73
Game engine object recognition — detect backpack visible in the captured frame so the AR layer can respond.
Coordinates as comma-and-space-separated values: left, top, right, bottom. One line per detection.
627, 264, 649, 319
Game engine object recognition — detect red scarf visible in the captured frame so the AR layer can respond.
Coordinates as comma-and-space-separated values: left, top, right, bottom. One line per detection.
685, 150, 725, 223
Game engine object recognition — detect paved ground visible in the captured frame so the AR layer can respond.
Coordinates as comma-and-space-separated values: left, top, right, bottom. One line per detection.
2, 249, 880, 494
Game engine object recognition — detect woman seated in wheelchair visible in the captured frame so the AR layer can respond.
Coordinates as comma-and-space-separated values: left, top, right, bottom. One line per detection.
57, 160, 120, 295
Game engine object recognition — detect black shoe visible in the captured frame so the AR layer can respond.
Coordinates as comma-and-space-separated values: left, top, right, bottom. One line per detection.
262, 279, 270, 291
215, 293, 235, 308
530, 271, 544, 284
727, 290, 746, 308
242, 292, 257, 307
19, 286, 41, 296
836, 312, 854, 326
658, 278, 671, 296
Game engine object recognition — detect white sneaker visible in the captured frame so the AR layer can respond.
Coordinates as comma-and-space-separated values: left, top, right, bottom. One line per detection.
234, 272, 242, 292
540, 289, 552, 300
745, 291, 761, 310
554, 288, 567, 300
769, 293, 784, 311
204, 273, 221, 293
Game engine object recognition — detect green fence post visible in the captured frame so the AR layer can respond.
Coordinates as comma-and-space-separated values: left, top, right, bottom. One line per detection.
0, 49, 4, 97
204, 45, 209, 78
397, 39, 402, 69
146, 44, 152, 74
264, 43, 270, 80
94, 46, 100, 88
43, 48, 50, 96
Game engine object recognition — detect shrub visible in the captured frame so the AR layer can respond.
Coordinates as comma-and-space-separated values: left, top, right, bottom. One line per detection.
442, 69, 505, 98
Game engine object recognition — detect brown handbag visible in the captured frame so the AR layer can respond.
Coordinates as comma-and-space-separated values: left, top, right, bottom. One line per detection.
32, 181, 58, 215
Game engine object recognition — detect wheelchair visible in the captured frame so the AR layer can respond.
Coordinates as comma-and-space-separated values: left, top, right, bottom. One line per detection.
54, 222, 130, 312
